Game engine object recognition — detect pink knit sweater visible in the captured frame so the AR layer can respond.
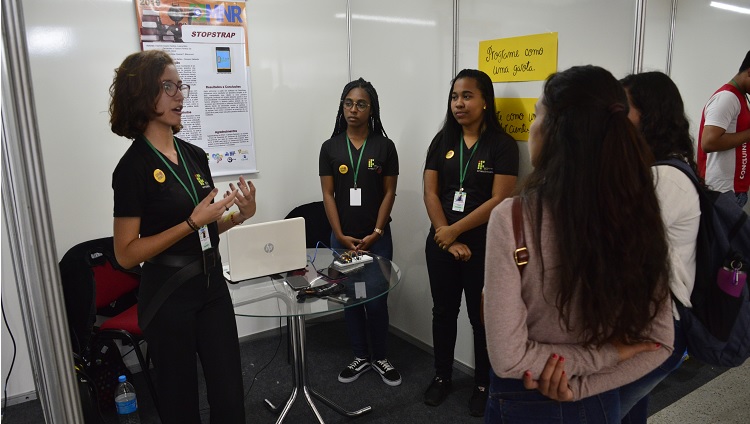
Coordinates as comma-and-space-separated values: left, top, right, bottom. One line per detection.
483, 198, 674, 400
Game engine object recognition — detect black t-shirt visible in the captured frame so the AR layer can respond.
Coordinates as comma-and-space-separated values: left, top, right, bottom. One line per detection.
319, 132, 399, 239
425, 127, 519, 241
112, 135, 219, 256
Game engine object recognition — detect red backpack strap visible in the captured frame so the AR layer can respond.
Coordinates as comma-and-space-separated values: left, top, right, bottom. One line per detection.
512, 197, 529, 274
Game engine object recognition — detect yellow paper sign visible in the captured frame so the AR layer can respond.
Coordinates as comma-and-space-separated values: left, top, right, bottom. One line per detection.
494, 98, 537, 141
479, 33, 558, 82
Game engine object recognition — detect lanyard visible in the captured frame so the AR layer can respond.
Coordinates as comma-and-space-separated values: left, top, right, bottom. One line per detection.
346, 135, 368, 189
144, 136, 200, 206
459, 133, 479, 191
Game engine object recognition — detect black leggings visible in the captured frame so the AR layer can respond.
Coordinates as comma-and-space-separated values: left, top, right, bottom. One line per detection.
141, 264, 245, 424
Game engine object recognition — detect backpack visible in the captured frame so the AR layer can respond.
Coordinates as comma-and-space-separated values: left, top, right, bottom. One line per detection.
656, 159, 750, 367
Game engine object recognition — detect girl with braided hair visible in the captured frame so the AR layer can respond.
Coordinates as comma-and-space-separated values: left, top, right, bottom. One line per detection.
319, 78, 401, 386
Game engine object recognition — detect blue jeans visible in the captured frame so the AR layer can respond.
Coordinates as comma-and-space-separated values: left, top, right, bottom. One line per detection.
736, 192, 748, 208
619, 318, 686, 423
330, 226, 392, 360
485, 372, 620, 424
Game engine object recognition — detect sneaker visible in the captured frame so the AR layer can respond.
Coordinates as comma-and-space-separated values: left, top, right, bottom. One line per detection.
372, 359, 402, 386
338, 357, 371, 383
424, 376, 452, 406
468, 385, 488, 417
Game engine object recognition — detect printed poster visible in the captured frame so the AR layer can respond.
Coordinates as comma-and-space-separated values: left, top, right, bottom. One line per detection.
135, 1, 256, 176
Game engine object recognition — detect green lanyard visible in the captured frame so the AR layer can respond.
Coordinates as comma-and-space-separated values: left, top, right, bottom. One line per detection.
346, 135, 368, 189
144, 136, 200, 206
459, 133, 479, 191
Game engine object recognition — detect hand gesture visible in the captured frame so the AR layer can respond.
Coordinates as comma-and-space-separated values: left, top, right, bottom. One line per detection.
523, 353, 574, 402
355, 232, 380, 252
227, 175, 256, 220
447, 242, 472, 261
191, 188, 237, 227
337, 235, 360, 251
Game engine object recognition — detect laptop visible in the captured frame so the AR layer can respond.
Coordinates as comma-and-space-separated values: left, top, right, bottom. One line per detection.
223, 217, 307, 283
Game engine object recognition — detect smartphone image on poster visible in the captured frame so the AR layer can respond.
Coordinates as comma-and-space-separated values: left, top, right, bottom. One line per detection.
215, 47, 231, 73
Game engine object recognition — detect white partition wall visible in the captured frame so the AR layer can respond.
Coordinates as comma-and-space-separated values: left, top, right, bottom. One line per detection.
348, 0, 454, 365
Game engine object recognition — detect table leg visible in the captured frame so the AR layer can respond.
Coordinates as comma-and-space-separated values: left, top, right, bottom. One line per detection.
264, 315, 372, 423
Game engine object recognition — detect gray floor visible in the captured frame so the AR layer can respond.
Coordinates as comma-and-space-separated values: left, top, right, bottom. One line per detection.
2, 319, 749, 423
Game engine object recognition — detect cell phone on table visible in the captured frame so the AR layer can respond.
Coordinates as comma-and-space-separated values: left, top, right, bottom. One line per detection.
285, 275, 310, 290
317, 266, 348, 282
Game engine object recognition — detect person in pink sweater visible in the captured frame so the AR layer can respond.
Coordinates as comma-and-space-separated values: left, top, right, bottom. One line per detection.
482, 65, 675, 423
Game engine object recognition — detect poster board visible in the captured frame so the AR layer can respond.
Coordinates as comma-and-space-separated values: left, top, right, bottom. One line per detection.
135, 1, 257, 176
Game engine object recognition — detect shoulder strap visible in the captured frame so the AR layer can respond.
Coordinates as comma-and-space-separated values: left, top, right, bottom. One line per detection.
512, 197, 529, 275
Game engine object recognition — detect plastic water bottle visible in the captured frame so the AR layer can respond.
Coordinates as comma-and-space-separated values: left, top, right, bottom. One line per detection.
114, 375, 140, 424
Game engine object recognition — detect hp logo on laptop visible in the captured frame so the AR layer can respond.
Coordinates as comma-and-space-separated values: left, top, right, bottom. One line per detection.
264, 243, 274, 253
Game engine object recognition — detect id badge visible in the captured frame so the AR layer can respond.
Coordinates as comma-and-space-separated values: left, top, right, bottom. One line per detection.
350, 188, 362, 206
198, 226, 212, 251
452, 190, 466, 212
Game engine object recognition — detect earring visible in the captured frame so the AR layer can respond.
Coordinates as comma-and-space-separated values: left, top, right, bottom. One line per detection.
483, 105, 487, 110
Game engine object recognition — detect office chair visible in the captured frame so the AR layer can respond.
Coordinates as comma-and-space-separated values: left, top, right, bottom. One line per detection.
60, 237, 158, 410
285, 201, 332, 248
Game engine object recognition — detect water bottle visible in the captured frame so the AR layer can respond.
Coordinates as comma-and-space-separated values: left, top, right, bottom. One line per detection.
114, 375, 140, 424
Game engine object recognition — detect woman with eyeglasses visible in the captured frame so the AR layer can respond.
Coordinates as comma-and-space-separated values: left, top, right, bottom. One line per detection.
110, 50, 253, 423
319, 78, 401, 386
423, 69, 519, 416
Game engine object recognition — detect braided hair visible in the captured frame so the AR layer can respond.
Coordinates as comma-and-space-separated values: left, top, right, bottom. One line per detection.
331, 77, 388, 138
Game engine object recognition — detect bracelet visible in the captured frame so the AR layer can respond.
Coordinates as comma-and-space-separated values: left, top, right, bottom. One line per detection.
229, 211, 246, 226
373, 228, 383, 236
186, 216, 200, 232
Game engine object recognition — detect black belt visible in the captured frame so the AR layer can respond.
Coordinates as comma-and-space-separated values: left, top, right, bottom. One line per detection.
147, 247, 220, 270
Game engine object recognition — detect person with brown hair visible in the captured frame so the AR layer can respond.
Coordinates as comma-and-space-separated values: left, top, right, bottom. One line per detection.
110, 49, 253, 423
483, 65, 674, 423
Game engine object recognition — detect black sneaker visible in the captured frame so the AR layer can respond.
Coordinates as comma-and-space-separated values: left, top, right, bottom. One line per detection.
424, 376, 452, 406
468, 385, 488, 417
338, 357, 371, 383
372, 359, 402, 386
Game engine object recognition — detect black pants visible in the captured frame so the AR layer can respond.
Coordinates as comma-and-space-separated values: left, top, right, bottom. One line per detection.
141, 263, 245, 424
425, 230, 490, 386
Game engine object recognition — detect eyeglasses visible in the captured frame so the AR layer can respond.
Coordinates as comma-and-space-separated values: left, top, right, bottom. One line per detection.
342, 99, 370, 111
162, 81, 190, 98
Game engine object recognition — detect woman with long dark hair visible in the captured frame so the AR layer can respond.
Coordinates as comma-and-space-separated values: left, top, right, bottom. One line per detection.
110, 50, 253, 423
423, 69, 518, 416
617, 71, 700, 423
483, 65, 674, 423
319, 77, 401, 386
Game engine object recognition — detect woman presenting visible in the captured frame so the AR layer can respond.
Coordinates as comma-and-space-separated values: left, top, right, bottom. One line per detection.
110, 50, 254, 423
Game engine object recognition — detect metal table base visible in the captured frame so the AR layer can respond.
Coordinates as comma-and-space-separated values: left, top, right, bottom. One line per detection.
264, 315, 372, 423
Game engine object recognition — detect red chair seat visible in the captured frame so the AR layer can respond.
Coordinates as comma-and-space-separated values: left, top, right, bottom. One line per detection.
99, 305, 142, 336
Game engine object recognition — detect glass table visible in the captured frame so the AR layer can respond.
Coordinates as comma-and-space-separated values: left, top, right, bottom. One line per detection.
229, 248, 401, 424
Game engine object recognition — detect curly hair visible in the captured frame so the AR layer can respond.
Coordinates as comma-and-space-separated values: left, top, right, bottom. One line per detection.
522, 65, 670, 347
620, 71, 700, 178
331, 77, 388, 138
109, 50, 177, 139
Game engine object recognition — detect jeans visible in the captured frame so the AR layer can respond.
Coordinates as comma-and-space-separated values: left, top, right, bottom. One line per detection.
619, 318, 687, 423
330, 225, 392, 360
485, 372, 620, 424
736, 191, 748, 208
425, 229, 490, 385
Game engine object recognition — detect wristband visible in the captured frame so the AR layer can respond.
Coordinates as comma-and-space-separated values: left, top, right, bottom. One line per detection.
229, 211, 246, 226
373, 228, 384, 236
186, 216, 200, 232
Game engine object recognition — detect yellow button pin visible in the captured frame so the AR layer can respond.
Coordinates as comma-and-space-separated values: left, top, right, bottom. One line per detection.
154, 169, 166, 183
445, 150, 455, 159
339, 164, 349, 174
